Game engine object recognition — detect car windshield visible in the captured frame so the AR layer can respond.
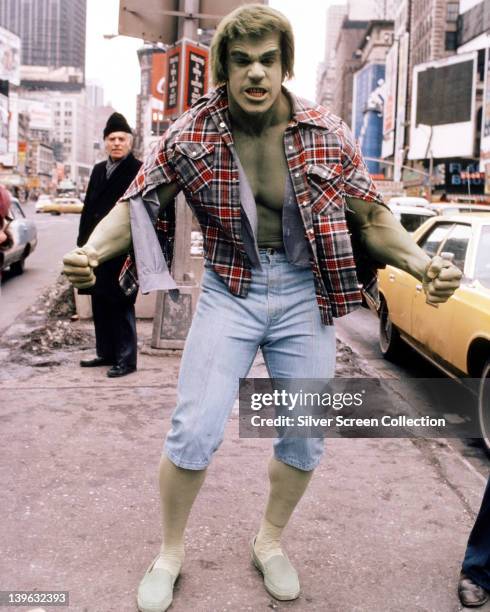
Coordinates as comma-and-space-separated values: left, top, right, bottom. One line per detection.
398, 213, 432, 232
474, 226, 490, 287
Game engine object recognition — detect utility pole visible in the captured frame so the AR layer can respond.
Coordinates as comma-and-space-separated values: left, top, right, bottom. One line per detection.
151, 0, 200, 350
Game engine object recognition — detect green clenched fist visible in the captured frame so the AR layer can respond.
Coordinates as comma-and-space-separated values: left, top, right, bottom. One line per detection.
62, 245, 99, 289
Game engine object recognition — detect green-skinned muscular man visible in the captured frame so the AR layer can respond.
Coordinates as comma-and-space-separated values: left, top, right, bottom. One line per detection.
63, 5, 462, 611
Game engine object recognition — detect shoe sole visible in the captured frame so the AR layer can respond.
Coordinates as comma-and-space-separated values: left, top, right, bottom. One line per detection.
250, 540, 300, 601
136, 595, 172, 612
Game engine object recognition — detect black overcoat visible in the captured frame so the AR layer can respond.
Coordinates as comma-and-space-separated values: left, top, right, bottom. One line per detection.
77, 153, 142, 297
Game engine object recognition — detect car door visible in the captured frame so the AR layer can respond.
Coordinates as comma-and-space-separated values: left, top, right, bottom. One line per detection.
379, 221, 454, 337
410, 221, 472, 364
3, 200, 26, 266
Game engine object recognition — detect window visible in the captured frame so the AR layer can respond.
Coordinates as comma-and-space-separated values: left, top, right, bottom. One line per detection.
418, 223, 454, 257
11, 200, 24, 219
439, 223, 472, 272
447, 2, 459, 22
474, 226, 490, 282
445, 31, 457, 51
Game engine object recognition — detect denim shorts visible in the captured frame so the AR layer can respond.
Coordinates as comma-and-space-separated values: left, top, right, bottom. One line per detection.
164, 250, 336, 471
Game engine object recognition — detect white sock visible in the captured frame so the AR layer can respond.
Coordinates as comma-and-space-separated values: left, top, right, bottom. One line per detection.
254, 518, 284, 562
153, 542, 185, 577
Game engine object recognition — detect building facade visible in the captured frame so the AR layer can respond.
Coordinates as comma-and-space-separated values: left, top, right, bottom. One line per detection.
410, 0, 459, 67
316, 5, 347, 109
348, 0, 397, 20
0, 0, 86, 77
331, 19, 369, 122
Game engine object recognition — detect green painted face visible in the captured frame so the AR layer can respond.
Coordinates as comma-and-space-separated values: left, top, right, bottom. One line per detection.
226, 31, 284, 121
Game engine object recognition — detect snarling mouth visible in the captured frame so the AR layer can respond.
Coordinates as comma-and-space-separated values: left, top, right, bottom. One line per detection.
245, 87, 267, 98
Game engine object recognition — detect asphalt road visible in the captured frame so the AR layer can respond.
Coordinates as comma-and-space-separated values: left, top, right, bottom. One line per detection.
0, 203, 79, 332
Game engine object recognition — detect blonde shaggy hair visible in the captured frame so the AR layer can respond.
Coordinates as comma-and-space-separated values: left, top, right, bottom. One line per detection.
210, 4, 295, 86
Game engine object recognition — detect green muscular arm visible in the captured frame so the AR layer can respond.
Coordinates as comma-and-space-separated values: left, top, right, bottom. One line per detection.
63, 183, 179, 289
346, 197, 462, 303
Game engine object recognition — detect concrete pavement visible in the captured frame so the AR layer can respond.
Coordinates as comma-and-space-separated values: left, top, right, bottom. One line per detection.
0, 313, 489, 612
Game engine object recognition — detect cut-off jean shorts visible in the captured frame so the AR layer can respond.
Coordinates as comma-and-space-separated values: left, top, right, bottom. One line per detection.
165, 249, 336, 472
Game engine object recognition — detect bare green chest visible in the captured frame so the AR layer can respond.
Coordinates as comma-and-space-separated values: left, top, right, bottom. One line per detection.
233, 129, 288, 211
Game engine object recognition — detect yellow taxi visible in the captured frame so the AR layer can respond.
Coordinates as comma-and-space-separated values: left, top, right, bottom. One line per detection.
47, 197, 84, 214
377, 213, 490, 452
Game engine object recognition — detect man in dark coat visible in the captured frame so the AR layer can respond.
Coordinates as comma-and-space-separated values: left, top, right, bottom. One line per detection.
77, 112, 142, 377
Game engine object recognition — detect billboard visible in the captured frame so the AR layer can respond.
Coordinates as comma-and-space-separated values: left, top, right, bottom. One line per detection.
150, 49, 166, 111
480, 47, 490, 170
164, 39, 209, 119
0, 90, 17, 166
408, 53, 477, 160
164, 44, 182, 119
0, 26, 20, 85
18, 99, 53, 131
0, 92, 7, 155
183, 42, 208, 112
352, 63, 385, 139
381, 41, 398, 159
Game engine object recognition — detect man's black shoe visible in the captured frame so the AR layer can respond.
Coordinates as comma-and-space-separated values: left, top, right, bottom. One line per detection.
107, 364, 137, 378
80, 357, 112, 368
458, 573, 489, 607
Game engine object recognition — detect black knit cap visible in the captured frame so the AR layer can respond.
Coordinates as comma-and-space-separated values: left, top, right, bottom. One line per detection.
103, 112, 132, 138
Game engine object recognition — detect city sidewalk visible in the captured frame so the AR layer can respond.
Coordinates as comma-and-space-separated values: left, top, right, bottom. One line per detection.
0, 314, 489, 612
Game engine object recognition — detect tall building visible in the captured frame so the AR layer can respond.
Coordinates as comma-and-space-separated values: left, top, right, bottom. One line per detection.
21, 89, 94, 187
410, 0, 459, 67
331, 19, 369, 123
86, 82, 104, 108
0, 0, 87, 78
316, 5, 347, 108
348, 0, 397, 20
352, 21, 394, 174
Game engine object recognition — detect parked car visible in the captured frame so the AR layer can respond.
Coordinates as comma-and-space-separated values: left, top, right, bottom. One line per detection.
48, 196, 84, 214
0, 197, 37, 274
428, 202, 490, 216
376, 213, 490, 452
35, 193, 54, 213
389, 203, 437, 233
388, 196, 431, 208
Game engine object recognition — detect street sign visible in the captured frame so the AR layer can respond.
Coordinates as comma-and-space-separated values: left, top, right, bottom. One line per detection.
119, 0, 178, 45
164, 39, 209, 118
184, 42, 208, 110
118, 0, 265, 44
164, 44, 182, 118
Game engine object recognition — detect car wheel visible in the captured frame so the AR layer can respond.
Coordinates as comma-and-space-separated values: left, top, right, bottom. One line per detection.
379, 298, 403, 360
478, 359, 490, 456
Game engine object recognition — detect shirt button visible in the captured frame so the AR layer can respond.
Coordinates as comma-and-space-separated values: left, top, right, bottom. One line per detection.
288, 145, 293, 150
295, 172, 300, 178
219, 122, 226, 128
191, 151, 197, 156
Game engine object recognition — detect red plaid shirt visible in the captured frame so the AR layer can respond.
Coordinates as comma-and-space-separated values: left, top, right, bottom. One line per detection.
123, 86, 386, 325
